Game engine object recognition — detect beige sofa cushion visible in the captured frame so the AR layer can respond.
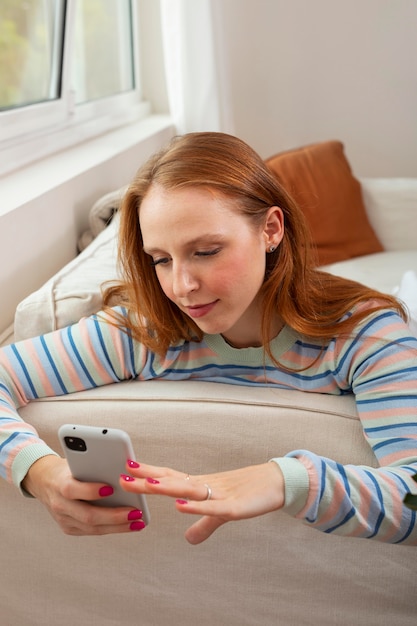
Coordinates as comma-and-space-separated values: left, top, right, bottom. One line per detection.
3, 380, 413, 626
14, 217, 119, 341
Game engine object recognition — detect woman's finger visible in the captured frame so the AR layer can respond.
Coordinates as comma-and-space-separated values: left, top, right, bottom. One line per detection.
184, 515, 227, 545
52, 498, 148, 536
120, 469, 213, 502
125, 460, 188, 481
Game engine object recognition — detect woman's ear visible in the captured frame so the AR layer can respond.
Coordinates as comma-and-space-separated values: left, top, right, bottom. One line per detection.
263, 206, 284, 251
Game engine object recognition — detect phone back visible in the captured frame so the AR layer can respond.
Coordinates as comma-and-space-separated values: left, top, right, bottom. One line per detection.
58, 424, 150, 524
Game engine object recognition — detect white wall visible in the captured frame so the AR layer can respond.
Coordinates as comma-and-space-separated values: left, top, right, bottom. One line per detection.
215, 0, 417, 177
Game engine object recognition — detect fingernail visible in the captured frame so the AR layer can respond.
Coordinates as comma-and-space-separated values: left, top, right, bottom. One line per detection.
130, 520, 146, 531
121, 474, 135, 482
146, 477, 160, 484
99, 485, 114, 497
176, 499, 188, 505
127, 459, 140, 469
128, 509, 143, 521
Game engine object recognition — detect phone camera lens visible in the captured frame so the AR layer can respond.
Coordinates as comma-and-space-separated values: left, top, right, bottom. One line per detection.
64, 436, 87, 452
102, 429, 108, 435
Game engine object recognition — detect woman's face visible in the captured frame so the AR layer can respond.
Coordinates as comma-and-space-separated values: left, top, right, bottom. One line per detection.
139, 185, 283, 348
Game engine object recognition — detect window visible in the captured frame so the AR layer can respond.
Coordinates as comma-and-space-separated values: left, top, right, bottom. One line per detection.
0, 0, 147, 176
0, 0, 65, 111
72, 0, 135, 104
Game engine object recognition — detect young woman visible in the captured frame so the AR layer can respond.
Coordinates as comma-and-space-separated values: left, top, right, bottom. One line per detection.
1, 132, 416, 543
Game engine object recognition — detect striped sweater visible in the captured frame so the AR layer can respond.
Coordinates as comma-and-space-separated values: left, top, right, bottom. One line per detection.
1, 305, 417, 543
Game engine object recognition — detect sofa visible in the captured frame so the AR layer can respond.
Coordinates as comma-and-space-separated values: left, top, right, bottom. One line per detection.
1, 141, 417, 626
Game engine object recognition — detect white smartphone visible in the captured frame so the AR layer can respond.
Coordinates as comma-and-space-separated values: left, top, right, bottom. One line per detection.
58, 424, 150, 525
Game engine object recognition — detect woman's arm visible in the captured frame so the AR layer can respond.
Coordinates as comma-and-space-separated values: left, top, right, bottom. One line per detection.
276, 311, 417, 543
120, 452, 417, 545
0, 309, 148, 535
120, 311, 417, 545
0, 308, 139, 488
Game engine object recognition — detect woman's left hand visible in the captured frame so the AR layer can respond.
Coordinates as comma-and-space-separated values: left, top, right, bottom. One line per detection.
120, 461, 285, 544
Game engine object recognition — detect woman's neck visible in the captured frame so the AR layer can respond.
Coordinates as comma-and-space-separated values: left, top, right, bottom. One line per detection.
221, 317, 284, 349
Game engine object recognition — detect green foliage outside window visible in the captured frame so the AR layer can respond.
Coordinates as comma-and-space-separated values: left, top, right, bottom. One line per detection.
0, 0, 134, 111
0, 0, 61, 110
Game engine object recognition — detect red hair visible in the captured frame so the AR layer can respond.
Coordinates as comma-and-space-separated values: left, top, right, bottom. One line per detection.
103, 132, 406, 361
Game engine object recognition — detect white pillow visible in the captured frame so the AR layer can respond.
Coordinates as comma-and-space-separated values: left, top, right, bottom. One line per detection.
14, 216, 119, 341
360, 178, 417, 251
321, 250, 417, 295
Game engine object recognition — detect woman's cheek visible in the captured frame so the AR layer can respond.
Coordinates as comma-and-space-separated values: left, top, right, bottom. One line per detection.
214, 259, 249, 291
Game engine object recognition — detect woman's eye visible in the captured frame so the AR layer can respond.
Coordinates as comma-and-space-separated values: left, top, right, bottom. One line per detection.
150, 257, 169, 267
149, 248, 221, 266
195, 248, 221, 258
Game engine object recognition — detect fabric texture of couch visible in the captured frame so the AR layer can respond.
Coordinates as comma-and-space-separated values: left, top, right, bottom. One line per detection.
2, 141, 417, 626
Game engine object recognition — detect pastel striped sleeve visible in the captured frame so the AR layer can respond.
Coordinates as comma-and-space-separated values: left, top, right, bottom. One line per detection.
0, 308, 142, 488
274, 310, 417, 544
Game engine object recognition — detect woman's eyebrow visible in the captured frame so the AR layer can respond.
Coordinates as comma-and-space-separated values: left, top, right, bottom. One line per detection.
184, 234, 227, 246
144, 234, 227, 254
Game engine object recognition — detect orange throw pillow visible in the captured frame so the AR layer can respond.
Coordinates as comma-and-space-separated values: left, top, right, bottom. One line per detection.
265, 140, 383, 265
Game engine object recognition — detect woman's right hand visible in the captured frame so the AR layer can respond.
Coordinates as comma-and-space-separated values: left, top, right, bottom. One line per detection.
22, 455, 145, 535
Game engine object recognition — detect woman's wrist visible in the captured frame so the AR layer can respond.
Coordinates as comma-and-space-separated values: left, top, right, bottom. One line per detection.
21, 455, 64, 498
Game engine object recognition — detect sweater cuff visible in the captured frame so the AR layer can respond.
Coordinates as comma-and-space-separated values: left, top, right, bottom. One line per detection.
12, 443, 59, 497
270, 457, 310, 516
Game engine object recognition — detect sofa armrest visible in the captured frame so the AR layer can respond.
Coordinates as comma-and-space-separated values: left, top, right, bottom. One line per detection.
359, 177, 417, 251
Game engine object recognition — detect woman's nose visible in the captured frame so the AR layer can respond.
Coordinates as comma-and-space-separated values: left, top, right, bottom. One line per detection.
172, 264, 199, 297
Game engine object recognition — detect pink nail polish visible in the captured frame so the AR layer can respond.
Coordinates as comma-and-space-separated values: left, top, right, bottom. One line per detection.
121, 474, 135, 482
128, 509, 143, 521
130, 520, 146, 531
176, 499, 188, 505
99, 485, 114, 497
146, 477, 160, 484
127, 459, 140, 469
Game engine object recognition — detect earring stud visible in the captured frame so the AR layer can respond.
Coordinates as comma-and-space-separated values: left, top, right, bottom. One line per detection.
269, 245, 276, 253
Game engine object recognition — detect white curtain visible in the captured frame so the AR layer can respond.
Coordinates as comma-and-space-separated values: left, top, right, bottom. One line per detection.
160, 0, 234, 135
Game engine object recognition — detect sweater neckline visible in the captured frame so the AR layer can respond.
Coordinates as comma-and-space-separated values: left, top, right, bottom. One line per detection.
203, 325, 298, 365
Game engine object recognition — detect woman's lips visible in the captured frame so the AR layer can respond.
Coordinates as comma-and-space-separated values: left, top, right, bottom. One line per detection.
185, 300, 219, 318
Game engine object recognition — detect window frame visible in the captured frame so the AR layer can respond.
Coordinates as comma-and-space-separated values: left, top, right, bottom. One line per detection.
0, 0, 147, 177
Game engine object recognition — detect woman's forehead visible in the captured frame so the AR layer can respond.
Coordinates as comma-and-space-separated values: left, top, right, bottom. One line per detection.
140, 185, 239, 223
139, 187, 251, 250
